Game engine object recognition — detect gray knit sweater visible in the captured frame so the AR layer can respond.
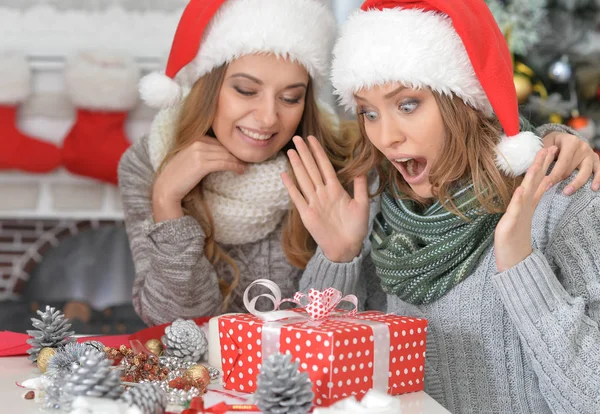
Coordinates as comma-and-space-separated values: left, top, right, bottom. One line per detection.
300, 166, 600, 410
118, 134, 375, 326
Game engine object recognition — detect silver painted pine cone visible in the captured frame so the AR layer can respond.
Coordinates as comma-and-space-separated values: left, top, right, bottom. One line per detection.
120, 383, 167, 414
62, 350, 123, 400
161, 319, 208, 363
26, 305, 75, 362
256, 353, 314, 414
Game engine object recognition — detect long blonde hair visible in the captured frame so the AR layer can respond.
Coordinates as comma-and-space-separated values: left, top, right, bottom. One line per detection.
155, 64, 358, 310
344, 91, 521, 216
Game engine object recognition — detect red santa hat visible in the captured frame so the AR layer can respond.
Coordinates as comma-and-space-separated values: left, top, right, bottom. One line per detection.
140, 0, 335, 108
330, 0, 542, 176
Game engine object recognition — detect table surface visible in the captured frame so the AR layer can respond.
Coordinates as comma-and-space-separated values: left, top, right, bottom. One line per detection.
1, 356, 451, 413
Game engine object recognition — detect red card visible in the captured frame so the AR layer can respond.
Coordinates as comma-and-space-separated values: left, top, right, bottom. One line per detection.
0, 317, 211, 357
0, 332, 131, 357
128, 317, 211, 343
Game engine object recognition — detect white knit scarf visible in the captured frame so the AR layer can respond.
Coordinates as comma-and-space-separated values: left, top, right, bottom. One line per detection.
147, 105, 291, 245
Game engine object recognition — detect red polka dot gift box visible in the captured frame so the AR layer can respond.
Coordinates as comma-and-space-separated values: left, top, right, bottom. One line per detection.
216, 280, 428, 407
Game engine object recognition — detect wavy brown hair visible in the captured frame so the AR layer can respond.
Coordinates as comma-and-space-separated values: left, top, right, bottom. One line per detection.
344, 90, 521, 216
155, 63, 358, 311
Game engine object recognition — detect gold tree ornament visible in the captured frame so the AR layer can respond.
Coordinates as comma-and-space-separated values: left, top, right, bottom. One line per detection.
514, 74, 534, 103
37, 347, 57, 373
184, 364, 211, 386
144, 339, 164, 357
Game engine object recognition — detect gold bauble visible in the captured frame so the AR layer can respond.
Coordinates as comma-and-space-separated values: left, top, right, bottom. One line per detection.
185, 364, 211, 385
514, 74, 533, 104
549, 113, 563, 124
37, 347, 56, 373
145, 339, 164, 356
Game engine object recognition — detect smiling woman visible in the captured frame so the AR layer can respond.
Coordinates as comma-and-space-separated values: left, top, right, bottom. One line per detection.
211, 55, 309, 163
117, 0, 363, 326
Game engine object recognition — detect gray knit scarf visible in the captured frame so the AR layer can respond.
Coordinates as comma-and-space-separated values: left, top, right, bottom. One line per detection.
370, 185, 502, 305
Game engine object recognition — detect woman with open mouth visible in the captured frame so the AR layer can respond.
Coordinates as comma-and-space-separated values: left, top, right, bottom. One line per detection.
290, 0, 600, 413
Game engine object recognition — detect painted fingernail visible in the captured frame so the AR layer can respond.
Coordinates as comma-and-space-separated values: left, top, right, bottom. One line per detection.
564, 185, 575, 196
593, 183, 600, 191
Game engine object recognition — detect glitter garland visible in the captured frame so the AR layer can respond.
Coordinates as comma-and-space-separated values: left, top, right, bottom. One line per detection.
159, 356, 220, 381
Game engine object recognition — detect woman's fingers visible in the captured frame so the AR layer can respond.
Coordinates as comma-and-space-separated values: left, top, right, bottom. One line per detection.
592, 153, 600, 192
287, 149, 317, 200
293, 136, 325, 188
307, 135, 339, 186
521, 149, 548, 200
545, 146, 573, 186
281, 171, 309, 214
563, 157, 593, 195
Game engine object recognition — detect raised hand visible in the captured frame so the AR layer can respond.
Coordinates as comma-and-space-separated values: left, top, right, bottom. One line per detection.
543, 131, 600, 195
282, 135, 370, 263
152, 136, 246, 222
494, 146, 557, 272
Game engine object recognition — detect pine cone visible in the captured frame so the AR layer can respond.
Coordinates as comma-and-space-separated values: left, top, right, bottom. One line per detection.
47, 342, 100, 378
161, 319, 208, 363
83, 340, 106, 353
63, 350, 123, 400
26, 305, 75, 362
256, 353, 314, 414
120, 383, 167, 414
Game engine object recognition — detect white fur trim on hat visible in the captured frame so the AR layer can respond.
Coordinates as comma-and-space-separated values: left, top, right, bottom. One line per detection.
0, 51, 31, 104
496, 131, 543, 176
140, 0, 335, 108
331, 8, 491, 114
194, 0, 334, 82
65, 51, 140, 111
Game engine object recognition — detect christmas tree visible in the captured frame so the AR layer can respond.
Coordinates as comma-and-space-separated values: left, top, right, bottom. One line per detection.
487, 0, 600, 149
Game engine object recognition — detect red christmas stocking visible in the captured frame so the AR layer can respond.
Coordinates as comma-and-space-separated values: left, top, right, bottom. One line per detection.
0, 52, 61, 173
61, 51, 140, 185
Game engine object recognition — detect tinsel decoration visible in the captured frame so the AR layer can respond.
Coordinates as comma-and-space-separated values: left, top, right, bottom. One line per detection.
161, 319, 208, 363
26, 305, 75, 362
255, 353, 314, 414
46, 342, 100, 378
137, 360, 212, 406
62, 350, 123, 401
486, 0, 548, 55
168, 375, 207, 392
159, 356, 220, 381
120, 383, 167, 414
119, 351, 169, 383
139, 378, 202, 407
44, 377, 67, 411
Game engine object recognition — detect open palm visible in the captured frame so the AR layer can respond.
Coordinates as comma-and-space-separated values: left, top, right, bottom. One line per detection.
495, 147, 557, 272
282, 136, 370, 263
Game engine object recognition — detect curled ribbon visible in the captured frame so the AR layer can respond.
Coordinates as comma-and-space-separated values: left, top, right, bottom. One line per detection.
243, 279, 358, 321
292, 288, 358, 320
